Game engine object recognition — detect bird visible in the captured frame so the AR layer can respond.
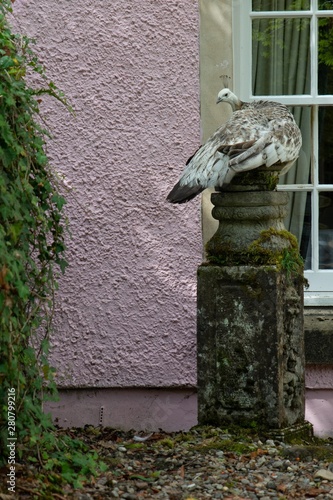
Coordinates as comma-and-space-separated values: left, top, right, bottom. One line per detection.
166, 88, 302, 204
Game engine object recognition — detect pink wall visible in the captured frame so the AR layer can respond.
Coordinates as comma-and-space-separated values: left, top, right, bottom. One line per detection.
305, 366, 333, 437
12, 0, 200, 388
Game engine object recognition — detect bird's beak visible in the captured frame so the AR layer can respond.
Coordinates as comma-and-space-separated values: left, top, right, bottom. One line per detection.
216, 97, 222, 104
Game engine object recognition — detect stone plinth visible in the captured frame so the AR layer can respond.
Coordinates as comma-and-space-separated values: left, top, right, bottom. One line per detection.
197, 265, 305, 429
197, 170, 309, 432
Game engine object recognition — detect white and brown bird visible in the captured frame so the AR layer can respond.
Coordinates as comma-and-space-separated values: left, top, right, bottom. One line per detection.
167, 89, 302, 203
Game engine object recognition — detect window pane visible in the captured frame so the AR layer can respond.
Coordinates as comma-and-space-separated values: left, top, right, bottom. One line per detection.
282, 192, 312, 269
318, 18, 333, 94
252, 0, 310, 10
319, 192, 333, 268
252, 18, 310, 95
319, 107, 333, 183
318, 1, 333, 10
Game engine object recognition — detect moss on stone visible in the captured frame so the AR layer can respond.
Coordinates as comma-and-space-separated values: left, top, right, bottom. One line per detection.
206, 227, 305, 282
228, 170, 280, 191
156, 437, 175, 449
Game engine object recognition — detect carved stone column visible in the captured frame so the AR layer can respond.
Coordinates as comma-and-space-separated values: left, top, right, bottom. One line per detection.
197, 169, 312, 439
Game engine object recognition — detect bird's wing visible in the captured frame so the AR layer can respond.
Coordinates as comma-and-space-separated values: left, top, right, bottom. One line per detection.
224, 103, 302, 174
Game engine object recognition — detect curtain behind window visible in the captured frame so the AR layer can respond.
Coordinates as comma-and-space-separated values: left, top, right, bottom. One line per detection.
252, 3, 312, 266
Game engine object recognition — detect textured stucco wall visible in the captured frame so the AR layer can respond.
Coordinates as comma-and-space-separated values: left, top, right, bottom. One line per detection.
306, 364, 333, 436
12, 0, 200, 388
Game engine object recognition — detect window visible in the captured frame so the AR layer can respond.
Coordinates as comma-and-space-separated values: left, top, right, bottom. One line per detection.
233, 0, 333, 305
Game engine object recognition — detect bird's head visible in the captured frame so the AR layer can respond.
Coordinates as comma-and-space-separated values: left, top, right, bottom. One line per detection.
216, 88, 242, 111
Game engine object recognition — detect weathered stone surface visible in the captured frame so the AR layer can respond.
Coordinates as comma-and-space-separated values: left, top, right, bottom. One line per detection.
206, 190, 291, 260
197, 265, 305, 429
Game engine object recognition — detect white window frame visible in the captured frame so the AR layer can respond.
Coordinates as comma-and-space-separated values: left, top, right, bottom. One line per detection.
233, 0, 333, 306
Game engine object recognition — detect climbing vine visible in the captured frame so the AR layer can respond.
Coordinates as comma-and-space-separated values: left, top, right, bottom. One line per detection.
0, 0, 68, 445
0, 2, 107, 492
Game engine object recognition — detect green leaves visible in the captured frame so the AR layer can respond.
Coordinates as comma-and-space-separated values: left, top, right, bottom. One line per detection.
0, 6, 103, 497
0, 54, 16, 68
0, 0, 72, 487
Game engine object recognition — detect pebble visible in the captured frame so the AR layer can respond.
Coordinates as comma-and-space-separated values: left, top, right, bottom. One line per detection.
272, 460, 284, 468
135, 481, 148, 490
257, 456, 267, 466
315, 469, 333, 481
96, 477, 107, 486
187, 483, 196, 490
266, 480, 277, 490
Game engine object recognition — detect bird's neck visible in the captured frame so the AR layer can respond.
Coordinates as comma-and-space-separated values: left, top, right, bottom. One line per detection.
232, 99, 243, 111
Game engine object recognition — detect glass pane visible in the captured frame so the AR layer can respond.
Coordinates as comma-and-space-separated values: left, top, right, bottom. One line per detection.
319, 107, 333, 183
252, 18, 310, 95
252, 0, 310, 10
319, 1, 333, 10
283, 192, 312, 270
318, 18, 333, 94
319, 192, 333, 268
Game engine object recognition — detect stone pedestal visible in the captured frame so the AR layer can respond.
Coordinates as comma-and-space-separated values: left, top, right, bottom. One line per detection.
197, 265, 305, 429
197, 170, 310, 433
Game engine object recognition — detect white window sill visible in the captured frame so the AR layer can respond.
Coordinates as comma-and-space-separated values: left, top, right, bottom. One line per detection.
304, 293, 333, 307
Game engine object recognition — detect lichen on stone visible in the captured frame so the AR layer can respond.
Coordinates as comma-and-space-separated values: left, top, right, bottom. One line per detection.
206, 227, 305, 283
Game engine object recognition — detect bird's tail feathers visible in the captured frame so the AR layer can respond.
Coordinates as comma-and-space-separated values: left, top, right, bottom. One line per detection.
166, 181, 204, 204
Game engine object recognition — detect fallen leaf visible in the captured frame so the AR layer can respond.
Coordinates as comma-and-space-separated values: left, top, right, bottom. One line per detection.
178, 465, 185, 479
99, 440, 115, 449
305, 488, 329, 497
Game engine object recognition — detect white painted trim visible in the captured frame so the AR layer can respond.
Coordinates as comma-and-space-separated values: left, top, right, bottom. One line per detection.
250, 96, 333, 104
232, 0, 252, 99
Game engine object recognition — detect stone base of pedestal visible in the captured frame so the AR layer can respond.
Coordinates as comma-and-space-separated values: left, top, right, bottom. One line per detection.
269, 421, 313, 442
197, 265, 305, 430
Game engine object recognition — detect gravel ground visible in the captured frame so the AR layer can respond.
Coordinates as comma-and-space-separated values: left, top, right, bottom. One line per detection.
70, 427, 333, 500
3, 426, 333, 499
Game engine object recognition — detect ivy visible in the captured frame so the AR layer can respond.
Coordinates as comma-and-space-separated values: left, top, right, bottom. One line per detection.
0, 0, 105, 491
